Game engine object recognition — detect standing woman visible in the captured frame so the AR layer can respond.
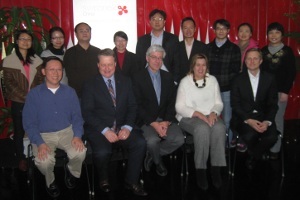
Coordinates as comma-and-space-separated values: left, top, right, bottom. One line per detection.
113, 31, 138, 78
175, 54, 226, 190
234, 22, 258, 71
261, 22, 296, 159
1, 30, 44, 171
41, 27, 68, 85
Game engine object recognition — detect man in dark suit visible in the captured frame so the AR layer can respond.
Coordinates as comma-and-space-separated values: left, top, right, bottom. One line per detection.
113, 31, 138, 78
136, 9, 180, 83
179, 17, 207, 80
81, 49, 147, 196
132, 45, 184, 176
231, 48, 278, 169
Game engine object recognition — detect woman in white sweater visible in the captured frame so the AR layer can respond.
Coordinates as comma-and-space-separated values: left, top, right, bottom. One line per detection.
175, 53, 226, 190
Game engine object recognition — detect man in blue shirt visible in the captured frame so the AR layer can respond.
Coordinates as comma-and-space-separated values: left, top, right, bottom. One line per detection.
23, 57, 86, 198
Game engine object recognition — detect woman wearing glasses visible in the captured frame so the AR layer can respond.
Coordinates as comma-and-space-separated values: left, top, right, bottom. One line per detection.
41, 26, 68, 85
175, 53, 226, 190
1, 29, 44, 171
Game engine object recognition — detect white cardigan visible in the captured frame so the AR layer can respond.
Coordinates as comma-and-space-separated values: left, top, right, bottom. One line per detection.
175, 73, 223, 122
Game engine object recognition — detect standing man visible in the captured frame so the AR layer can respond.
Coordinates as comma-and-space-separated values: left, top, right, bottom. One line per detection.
207, 19, 241, 144
64, 22, 100, 98
179, 17, 207, 80
136, 9, 180, 83
81, 49, 147, 196
23, 57, 86, 198
231, 48, 278, 169
132, 45, 184, 176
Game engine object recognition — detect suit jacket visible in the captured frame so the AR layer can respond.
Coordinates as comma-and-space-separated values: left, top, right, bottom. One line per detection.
231, 70, 278, 125
132, 68, 177, 127
179, 39, 208, 81
81, 72, 137, 133
135, 31, 180, 82
113, 48, 138, 78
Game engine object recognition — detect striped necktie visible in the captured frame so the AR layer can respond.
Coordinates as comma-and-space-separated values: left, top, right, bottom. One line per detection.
107, 79, 117, 132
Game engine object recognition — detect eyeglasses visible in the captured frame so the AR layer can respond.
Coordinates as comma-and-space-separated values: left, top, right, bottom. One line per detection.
46, 69, 63, 73
151, 17, 164, 21
18, 38, 32, 42
52, 37, 64, 40
149, 55, 163, 61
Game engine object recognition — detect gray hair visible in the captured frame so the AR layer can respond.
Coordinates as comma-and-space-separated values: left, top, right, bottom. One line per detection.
146, 44, 166, 58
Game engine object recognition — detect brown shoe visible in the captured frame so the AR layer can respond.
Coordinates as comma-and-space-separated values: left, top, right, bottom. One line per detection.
18, 159, 28, 171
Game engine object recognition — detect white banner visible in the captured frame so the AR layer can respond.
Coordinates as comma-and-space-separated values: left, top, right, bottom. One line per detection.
73, 0, 137, 53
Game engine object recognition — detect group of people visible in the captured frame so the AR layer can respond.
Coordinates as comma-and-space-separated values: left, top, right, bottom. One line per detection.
0, 8, 296, 197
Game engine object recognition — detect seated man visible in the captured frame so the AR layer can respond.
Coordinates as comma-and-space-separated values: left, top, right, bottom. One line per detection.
231, 48, 278, 169
81, 49, 147, 196
22, 57, 86, 198
132, 45, 184, 176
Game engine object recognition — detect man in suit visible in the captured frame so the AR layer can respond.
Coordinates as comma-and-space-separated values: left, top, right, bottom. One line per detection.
113, 31, 138, 79
179, 17, 207, 81
81, 49, 147, 196
231, 48, 278, 169
132, 45, 184, 176
136, 9, 180, 83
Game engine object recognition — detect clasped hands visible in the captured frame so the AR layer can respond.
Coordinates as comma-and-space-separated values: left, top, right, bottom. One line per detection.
193, 111, 217, 127
37, 137, 85, 161
245, 119, 269, 133
151, 121, 170, 138
104, 127, 130, 143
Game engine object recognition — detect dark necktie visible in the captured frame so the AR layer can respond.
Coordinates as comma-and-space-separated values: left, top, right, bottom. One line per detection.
107, 79, 117, 132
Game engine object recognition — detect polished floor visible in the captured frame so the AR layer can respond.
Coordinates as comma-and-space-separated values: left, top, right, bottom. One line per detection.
1, 119, 299, 200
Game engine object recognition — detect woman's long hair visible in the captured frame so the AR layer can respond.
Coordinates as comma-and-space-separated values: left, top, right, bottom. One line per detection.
14, 30, 36, 64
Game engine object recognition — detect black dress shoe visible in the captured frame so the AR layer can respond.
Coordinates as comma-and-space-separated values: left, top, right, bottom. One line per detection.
64, 162, 79, 189
99, 180, 111, 193
156, 162, 168, 176
124, 182, 148, 196
269, 152, 279, 160
46, 181, 60, 198
144, 152, 153, 172
211, 166, 222, 189
246, 156, 256, 170
196, 169, 208, 190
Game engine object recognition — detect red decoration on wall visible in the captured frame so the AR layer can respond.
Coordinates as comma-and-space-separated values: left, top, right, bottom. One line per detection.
118, 6, 128, 15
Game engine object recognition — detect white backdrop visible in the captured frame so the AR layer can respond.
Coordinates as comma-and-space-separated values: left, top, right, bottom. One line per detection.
73, 0, 137, 53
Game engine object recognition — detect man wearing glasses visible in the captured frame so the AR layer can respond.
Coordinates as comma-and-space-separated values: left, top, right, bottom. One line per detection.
136, 9, 180, 83
132, 45, 184, 177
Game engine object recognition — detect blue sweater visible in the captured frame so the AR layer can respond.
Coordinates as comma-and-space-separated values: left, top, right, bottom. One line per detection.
22, 83, 84, 146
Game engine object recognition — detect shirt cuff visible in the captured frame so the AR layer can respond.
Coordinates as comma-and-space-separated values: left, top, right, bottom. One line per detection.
121, 125, 132, 132
101, 127, 110, 135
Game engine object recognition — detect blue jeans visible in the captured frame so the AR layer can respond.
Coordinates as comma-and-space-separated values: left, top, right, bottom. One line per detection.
221, 91, 233, 144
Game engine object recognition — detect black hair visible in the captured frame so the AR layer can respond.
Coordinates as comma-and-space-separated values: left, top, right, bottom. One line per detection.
47, 26, 65, 49
213, 19, 230, 29
181, 17, 196, 27
14, 29, 36, 64
74, 22, 91, 33
42, 56, 64, 69
267, 22, 284, 35
238, 22, 253, 33
149, 9, 167, 20
113, 31, 128, 42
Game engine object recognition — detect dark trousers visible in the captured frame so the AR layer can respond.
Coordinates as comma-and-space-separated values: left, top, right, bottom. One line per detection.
11, 101, 25, 161
237, 122, 278, 159
86, 129, 146, 184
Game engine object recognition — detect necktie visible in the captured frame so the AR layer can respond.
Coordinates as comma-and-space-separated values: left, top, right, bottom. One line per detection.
107, 79, 117, 132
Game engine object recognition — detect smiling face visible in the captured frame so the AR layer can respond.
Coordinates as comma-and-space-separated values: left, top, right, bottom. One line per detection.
16, 33, 33, 51
238, 25, 252, 42
182, 20, 196, 39
146, 51, 164, 73
114, 36, 127, 53
245, 50, 262, 73
42, 60, 63, 88
51, 30, 65, 49
193, 58, 207, 80
268, 29, 283, 46
98, 55, 116, 78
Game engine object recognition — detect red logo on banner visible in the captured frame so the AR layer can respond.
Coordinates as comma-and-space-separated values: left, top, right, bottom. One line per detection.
118, 6, 128, 15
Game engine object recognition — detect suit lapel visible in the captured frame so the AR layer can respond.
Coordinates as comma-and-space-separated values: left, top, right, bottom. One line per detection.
245, 73, 255, 103
97, 75, 114, 105
144, 69, 159, 106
